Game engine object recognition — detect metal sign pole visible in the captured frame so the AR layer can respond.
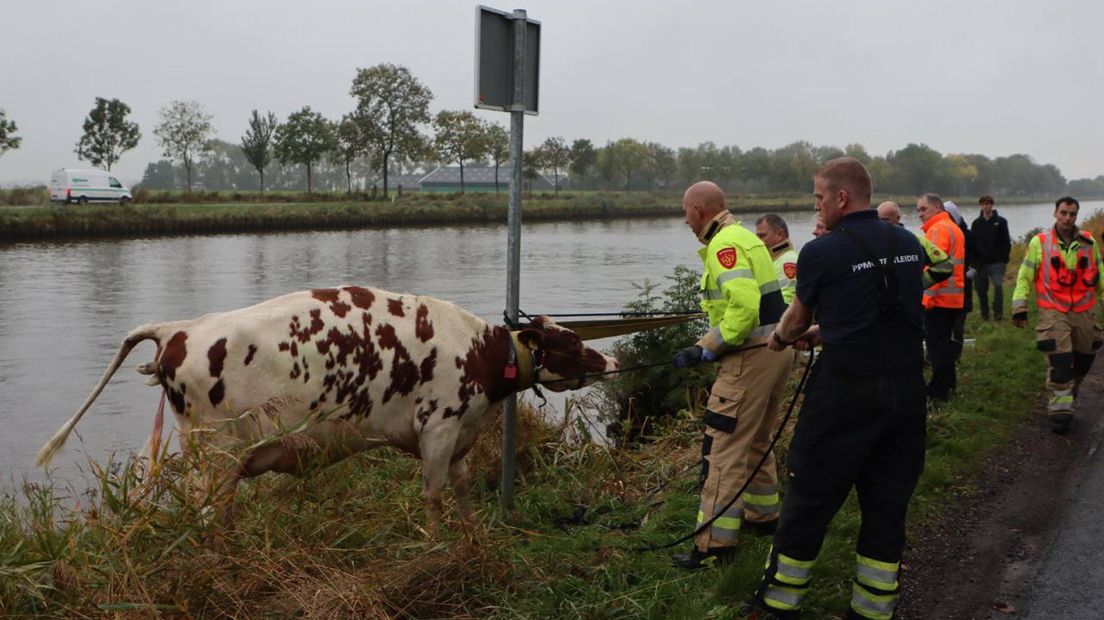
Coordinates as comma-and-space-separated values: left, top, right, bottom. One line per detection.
500, 8, 527, 510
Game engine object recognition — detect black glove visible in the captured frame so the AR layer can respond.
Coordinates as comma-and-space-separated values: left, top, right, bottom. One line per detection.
1012, 310, 1028, 323
673, 345, 704, 368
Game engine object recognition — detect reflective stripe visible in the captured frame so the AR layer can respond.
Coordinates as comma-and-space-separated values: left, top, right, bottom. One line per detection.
763, 585, 805, 610
748, 324, 774, 340
950, 258, 966, 265
851, 584, 897, 619
743, 491, 780, 507
699, 504, 743, 541
774, 553, 815, 585
855, 555, 899, 590
924, 287, 964, 295
1023, 259, 1037, 269
716, 269, 756, 285
702, 290, 723, 301
1049, 391, 1074, 412
759, 279, 781, 294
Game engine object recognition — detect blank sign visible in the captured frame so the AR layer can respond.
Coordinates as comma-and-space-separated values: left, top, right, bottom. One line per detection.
475, 6, 540, 114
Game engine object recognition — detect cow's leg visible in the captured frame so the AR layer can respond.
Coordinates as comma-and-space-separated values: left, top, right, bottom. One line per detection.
419, 430, 459, 538
179, 427, 242, 527
449, 457, 474, 525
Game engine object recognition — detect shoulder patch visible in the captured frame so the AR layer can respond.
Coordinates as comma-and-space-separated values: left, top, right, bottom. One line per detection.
716, 247, 738, 269
783, 262, 797, 279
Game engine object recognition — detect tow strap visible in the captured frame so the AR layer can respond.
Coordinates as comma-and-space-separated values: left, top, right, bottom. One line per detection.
554, 313, 706, 341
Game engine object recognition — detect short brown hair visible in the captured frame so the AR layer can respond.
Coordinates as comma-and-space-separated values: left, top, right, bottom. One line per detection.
815, 157, 872, 204
979, 195, 995, 205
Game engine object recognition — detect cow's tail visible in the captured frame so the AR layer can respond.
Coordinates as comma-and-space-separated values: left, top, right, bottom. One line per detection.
36, 324, 165, 467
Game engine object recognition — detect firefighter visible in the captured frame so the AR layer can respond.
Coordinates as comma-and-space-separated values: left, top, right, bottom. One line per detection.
755, 213, 798, 305
744, 158, 927, 619
671, 181, 795, 570
917, 193, 966, 401
1011, 196, 1104, 434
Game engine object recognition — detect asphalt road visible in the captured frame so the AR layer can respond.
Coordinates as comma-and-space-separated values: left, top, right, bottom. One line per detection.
1020, 420, 1104, 619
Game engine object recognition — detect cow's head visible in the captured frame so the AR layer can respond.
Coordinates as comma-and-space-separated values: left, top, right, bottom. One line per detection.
516, 316, 619, 392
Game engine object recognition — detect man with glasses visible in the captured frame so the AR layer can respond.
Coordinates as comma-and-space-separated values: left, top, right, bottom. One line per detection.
1011, 196, 1104, 433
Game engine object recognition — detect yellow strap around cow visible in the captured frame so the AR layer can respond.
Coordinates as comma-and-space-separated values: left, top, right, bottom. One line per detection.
556, 313, 707, 341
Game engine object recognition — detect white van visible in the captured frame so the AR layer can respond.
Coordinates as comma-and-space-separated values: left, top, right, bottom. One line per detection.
49, 168, 133, 205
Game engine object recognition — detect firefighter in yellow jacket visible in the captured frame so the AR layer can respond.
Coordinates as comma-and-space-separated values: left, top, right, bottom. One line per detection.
1012, 196, 1104, 433
671, 181, 795, 569
755, 213, 798, 305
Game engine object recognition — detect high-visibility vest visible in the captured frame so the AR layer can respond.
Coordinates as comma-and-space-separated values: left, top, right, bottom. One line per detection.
1034, 230, 1100, 313
921, 211, 965, 310
695, 211, 787, 354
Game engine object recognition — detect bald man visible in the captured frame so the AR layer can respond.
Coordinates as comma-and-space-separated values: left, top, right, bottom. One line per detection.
671, 181, 794, 569
877, 200, 902, 225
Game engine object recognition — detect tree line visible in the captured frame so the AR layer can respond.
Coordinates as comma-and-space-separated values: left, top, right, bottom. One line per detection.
3, 61, 1103, 198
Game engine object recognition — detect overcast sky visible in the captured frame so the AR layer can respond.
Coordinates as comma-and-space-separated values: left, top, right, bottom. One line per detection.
2, 0, 1103, 187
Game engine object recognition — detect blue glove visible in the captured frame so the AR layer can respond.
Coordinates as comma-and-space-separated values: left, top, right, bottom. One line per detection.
673, 345, 704, 368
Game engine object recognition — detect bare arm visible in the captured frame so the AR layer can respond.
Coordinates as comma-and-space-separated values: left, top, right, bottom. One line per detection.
768, 296, 816, 350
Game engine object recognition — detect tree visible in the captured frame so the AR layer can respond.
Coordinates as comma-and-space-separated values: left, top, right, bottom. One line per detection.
569, 138, 597, 189
486, 123, 509, 193
433, 110, 489, 193
273, 106, 336, 193
844, 143, 871, 165
240, 110, 278, 193
0, 109, 19, 157
642, 142, 677, 190
606, 138, 648, 190
74, 97, 140, 171
888, 143, 945, 194
522, 149, 544, 195
349, 63, 433, 198
332, 115, 365, 194
153, 100, 215, 192
537, 136, 571, 193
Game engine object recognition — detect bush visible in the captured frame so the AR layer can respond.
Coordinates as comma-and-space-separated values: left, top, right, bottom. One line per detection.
0, 185, 49, 207
597, 265, 712, 442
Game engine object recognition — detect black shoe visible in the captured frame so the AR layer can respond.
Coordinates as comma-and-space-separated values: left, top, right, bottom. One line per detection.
671, 546, 738, 570
737, 599, 794, 619
1050, 414, 1073, 434
743, 519, 778, 537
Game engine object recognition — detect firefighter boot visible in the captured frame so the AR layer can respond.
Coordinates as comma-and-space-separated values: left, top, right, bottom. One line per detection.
670, 546, 739, 570
1050, 413, 1073, 434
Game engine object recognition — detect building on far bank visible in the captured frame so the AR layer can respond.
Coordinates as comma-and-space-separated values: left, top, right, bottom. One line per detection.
419, 166, 563, 193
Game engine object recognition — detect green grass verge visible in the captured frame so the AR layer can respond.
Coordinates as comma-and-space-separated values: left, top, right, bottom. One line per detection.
0, 307, 1049, 618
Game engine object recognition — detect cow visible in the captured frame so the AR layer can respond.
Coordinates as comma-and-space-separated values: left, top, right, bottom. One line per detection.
36, 286, 619, 532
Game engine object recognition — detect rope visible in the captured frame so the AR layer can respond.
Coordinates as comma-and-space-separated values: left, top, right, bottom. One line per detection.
534, 310, 704, 318
632, 348, 816, 552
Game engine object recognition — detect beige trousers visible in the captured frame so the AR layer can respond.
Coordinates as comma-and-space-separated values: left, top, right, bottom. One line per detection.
1035, 307, 1103, 416
695, 344, 794, 551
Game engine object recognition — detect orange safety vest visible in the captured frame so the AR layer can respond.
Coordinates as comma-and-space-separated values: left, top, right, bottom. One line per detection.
921, 211, 965, 310
1035, 229, 1100, 313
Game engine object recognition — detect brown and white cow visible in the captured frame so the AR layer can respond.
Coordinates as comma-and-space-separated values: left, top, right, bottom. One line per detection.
37, 286, 618, 531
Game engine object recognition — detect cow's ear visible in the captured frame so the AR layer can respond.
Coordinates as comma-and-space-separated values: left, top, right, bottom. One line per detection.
517, 327, 545, 350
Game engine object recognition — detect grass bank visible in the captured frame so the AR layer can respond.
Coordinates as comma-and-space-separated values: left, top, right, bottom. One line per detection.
0, 310, 1053, 618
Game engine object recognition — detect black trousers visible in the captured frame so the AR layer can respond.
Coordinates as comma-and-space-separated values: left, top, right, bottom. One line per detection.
925, 307, 958, 399
768, 362, 926, 566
